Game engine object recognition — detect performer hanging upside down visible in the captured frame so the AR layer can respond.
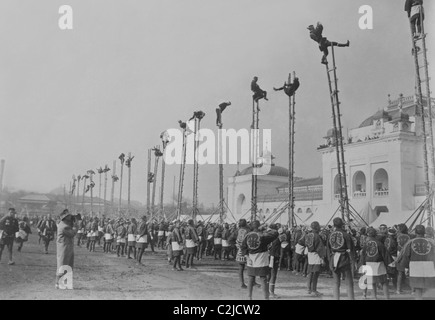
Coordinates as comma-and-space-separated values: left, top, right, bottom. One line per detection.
273, 77, 300, 97
251, 77, 268, 104
307, 22, 350, 65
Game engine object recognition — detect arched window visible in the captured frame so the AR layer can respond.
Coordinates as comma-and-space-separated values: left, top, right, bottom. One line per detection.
236, 194, 246, 215
334, 174, 345, 199
266, 208, 270, 216
353, 171, 366, 198
297, 208, 302, 214
306, 208, 312, 214
374, 169, 389, 197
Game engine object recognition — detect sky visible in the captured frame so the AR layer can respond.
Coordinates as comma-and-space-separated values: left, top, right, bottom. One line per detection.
0, 0, 434, 207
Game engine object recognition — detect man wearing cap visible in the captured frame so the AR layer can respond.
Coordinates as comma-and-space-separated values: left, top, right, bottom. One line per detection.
360, 227, 391, 300
327, 217, 355, 300
384, 228, 398, 291
405, 0, 424, 39
307, 22, 350, 65
40, 213, 57, 254
171, 220, 184, 271
267, 224, 281, 298
241, 220, 278, 300
0, 208, 19, 265
397, 224, 435, 300
251, 77, 268, 105
301, 221, 326, 297
396, 223, 412, 294
127, 218, 137, 259
56, 209, 77, 289
236, 219, 251, 289
136, 216, 149, 264
195, 221, 207, 260
184, 219, 199, 269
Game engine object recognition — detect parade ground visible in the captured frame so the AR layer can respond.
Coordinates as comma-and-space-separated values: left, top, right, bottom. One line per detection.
0, 230, 434, 300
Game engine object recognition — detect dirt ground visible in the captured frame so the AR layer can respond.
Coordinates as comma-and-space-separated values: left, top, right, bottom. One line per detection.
1, 229, 434, 300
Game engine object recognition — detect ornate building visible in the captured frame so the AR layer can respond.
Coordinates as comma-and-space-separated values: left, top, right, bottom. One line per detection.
227, 95, 435, 226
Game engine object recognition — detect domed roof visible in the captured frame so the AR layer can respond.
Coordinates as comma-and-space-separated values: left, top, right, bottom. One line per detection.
237, 165, 289, 177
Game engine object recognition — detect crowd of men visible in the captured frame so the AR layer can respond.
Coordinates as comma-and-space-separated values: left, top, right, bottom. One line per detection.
2, 206, 435, 300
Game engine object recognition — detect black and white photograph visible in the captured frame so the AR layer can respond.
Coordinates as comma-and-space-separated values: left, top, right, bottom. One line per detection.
1, 0, 435, 304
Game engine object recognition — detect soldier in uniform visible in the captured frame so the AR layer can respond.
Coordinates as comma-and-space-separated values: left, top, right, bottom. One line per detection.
360, 227, 391, 300
40, 213, 57, 254
327, 217, 355, 300
0, 208, 19, 265
397, 224, 435, 300
241, 220, 278, 300
236, 219, 250, 289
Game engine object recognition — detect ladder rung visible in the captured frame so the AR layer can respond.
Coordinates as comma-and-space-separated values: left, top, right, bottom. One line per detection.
328, 68, 337, 73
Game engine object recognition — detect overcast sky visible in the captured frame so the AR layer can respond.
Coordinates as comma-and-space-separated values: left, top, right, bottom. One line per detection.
0, 0, 434, 206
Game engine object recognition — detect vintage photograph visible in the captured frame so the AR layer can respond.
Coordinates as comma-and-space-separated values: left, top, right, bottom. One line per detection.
0, 0, 434, 301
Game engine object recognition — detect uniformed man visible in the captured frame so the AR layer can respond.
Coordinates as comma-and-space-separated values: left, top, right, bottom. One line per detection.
40, 213, 57, 254
0, 208, 19, 265
396, 223, 412, 294
307, 22, 350, 65
397, 224, 435, 300
301, 221, 326, 297
184, 219, 199, 269
360, 227, 391, 300
241, 220, 278, 300
327, 217, 355, 300
236, 219, 251, 289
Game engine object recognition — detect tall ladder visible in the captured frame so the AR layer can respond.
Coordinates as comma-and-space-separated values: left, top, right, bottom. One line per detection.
146, 149, 152, 216
176, 128, 187, 220
159, 137, 168, 221
288, 72, 297, 228
251, 98, 260, 222
151, 147, 161, 220
192, 116, 203, 223
409, 5, 434, 227
325, 45, 350, 222
217, 110, 225, 224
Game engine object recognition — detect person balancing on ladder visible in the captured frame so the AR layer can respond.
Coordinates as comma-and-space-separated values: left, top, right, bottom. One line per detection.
251, 77, 268, 111
308, 22, 350, 65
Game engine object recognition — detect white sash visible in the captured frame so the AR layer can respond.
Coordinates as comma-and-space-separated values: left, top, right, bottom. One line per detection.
104, 233, 113, 240
158, 231, 164, 236
214, 238, 222, 245
127, 234, 136, 242
222, 239, 229, 247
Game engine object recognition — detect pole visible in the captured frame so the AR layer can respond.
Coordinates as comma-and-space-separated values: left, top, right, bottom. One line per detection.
76, 176, 81, 214
104, 165, 109, 216
177, 131, 187, 220
151, 148, 160, 220
111, 160, 116, 215
118, 154, 125, 216
217, 109, 224, 224
410, 14, 432, 226
127, 152, 132, 216
160, 140, 168, 220
251, 98, 259, 222
147, 149, 152, 216
82, 176, 88, 214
